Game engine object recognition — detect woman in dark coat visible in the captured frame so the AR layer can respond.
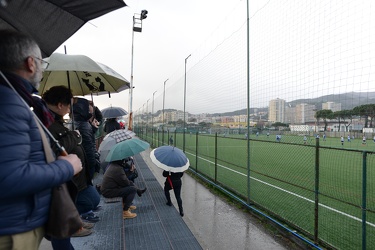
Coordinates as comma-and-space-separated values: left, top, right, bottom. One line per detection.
72, 97, 100, 179
163, 171, 184, 217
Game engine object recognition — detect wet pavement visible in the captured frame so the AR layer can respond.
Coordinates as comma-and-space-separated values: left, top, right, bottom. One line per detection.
141, 149, 296, 250
39, 148, 300, 250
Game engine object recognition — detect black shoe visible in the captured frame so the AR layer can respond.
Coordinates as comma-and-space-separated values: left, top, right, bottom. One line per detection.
180, 211, 184, 217
93, 205, 102, 212
166, 202, 172, 206
137, 188, 147, 197
81, 213, 100, 223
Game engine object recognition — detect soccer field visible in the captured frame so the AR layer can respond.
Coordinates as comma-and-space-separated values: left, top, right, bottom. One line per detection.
146, 132, 375, 249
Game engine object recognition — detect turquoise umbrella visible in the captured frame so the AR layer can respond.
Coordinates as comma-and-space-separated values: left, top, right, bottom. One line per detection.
105, 138, 150, 162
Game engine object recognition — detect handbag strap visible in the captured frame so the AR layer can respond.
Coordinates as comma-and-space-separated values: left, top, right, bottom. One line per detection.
34, 115, 55, 163
167, 175, 174, 189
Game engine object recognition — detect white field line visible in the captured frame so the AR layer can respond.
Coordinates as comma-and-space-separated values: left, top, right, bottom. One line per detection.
186, 152, 375, 228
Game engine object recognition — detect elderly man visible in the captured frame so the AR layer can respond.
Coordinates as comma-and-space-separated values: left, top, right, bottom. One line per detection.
0, 30, 82, 250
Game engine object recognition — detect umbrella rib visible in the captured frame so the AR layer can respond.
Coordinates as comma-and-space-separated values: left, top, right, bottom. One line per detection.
101, 74, 119, 92
76, 71, 87, 96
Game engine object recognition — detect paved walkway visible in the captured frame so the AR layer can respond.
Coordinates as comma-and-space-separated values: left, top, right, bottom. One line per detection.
40, 148, 299, 250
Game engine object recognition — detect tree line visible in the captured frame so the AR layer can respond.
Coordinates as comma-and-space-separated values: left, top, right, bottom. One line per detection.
315, 104, 375, 131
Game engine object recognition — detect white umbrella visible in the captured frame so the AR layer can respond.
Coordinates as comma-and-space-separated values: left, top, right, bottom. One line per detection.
39, 53, 130, 96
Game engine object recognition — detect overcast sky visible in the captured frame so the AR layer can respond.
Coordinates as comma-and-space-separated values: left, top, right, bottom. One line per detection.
52, 0, 375, 115
52, 0, 259, 112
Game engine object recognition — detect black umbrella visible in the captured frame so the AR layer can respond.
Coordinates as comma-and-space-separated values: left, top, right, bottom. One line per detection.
0, 0, 126, 57
101, 106, 128, 118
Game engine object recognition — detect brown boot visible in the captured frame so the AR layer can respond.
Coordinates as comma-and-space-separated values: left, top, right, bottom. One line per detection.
129, 205, 137, 210
72, 227, 93, 237
123, 209, 137, 219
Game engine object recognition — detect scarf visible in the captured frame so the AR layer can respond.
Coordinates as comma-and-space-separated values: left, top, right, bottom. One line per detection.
0, 72, 54, 127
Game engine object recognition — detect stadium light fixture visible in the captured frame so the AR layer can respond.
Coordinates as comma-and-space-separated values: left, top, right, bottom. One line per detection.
128, 10, 148, 131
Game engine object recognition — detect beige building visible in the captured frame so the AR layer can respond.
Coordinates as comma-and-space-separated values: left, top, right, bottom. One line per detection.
285, 106, 296, 124
295, 103, 316, 123
268, 98, 285, 123
322, 102, 341, 112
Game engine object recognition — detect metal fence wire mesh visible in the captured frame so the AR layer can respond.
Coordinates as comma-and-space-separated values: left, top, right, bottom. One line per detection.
132, 1, 375, 249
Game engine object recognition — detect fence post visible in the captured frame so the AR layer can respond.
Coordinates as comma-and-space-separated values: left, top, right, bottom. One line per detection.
215, 132, 218, 182
174, 130, 176, 147
314, 137, 320, 244
195, 131, 198, 172
362, 151, 367, 250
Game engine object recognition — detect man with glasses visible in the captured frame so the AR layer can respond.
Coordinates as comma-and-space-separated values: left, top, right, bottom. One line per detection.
33, 56, 50, 70
0, 30, 83, 250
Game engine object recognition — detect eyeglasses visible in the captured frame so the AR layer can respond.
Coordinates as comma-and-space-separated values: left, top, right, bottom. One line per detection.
33, 56, 49, 69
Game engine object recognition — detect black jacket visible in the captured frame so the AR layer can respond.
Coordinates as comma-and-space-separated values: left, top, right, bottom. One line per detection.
48, 111, 92, 193
73, 98, 99, 176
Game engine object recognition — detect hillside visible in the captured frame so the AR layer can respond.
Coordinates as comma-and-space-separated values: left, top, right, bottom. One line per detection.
288, 92, 375, 110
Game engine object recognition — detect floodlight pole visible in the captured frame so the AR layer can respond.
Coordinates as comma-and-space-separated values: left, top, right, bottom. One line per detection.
142, 103, 146, 136
152, 91, 157, 146
183, 54, 191, 153
246, 0, 251, 204
128, 11, 147, 131
162, 79, 168, 145
146, 98, 150, 139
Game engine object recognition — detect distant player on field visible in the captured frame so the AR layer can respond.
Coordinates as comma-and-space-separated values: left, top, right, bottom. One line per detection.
362, 135, 366, 145
340, 136, 344, 146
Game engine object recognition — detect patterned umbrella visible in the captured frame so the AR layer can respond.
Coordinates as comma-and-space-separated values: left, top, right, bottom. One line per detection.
39, 53, 130, 96
98, 129, 135, 163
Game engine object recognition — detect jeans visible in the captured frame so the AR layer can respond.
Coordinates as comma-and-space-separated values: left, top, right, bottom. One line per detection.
51, 238, 75, 250
76, 185, 100, 214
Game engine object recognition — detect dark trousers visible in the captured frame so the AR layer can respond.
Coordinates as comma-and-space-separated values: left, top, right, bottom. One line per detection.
76, 185, 100, 214
51, 238, 74, 250
120, 186, 137, 210
106, 186, 137, 210
164, 180, 183, 213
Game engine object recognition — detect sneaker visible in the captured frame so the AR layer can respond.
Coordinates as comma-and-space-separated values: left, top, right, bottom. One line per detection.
123, 209, 137, 219
81, 213, 100, 223
82, 221, 95, 229
129, 205, 137, 210
166, 202, 172, 206
72, 227, 93, 237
